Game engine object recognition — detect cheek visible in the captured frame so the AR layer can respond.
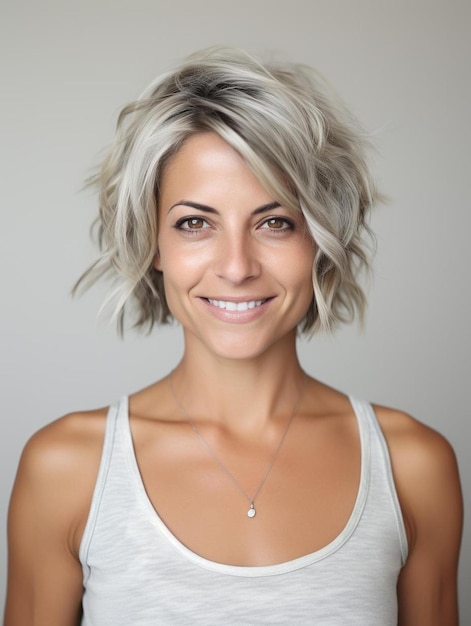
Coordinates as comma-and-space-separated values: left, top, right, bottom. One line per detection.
154, 227, 164, 271
286, 244, 315, 287
154, 249, 162, 271
293, 252, 315, 308
155, 237, 209, 303
154, 234, 178, 274
298, 266, 315, 301
157, 229, 214, 274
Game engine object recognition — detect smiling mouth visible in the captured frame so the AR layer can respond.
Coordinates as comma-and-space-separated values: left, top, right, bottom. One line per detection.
206, 298, 269, 311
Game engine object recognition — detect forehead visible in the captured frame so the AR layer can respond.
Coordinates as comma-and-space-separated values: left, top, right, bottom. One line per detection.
164, 132, 250, 177
159, 132, 275, 205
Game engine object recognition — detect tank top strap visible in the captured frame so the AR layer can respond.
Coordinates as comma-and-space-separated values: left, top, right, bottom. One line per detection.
79, 398, 125, 582
349, 396, 408, 565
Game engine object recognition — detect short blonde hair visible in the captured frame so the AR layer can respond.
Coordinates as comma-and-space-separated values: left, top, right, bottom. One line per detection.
76, 46, 378, 334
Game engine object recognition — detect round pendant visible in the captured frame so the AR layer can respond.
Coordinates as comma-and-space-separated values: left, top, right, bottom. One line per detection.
247, 505, 256, 518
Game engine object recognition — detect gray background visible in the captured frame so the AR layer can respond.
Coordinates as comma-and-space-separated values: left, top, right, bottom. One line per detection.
1, 0, 469, 620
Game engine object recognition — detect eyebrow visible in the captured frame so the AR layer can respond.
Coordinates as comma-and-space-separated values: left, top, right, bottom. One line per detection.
168, 200, 282, 215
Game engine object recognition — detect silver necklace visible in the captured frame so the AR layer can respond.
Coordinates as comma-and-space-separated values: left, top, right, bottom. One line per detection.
168, 372, 306, 519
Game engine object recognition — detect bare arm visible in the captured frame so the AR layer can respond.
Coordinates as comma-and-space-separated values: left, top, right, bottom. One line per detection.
4, 412, 105, 626
378, 409, 463, 626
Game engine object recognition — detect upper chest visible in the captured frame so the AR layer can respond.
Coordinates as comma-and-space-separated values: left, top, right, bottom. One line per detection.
128, 410, 362, 566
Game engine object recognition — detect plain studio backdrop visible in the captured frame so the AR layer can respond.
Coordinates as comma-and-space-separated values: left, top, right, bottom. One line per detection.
1, 0, 469, 619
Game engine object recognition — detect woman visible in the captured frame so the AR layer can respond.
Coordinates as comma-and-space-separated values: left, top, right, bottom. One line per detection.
5, 47, 462, 625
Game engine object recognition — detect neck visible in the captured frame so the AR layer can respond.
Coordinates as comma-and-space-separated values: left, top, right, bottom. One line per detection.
171, 332, 306, 434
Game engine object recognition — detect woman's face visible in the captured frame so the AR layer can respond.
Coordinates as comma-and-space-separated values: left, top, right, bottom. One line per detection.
156, 132, 315, 361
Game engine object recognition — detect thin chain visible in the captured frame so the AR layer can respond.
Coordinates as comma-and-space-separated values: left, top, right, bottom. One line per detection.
168, 372, 306, 515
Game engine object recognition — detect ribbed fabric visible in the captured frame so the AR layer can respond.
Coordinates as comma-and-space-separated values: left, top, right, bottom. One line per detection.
80, 396, 408, 625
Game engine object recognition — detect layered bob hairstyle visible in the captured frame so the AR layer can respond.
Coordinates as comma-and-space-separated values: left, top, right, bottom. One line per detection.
76, 46, 379, 335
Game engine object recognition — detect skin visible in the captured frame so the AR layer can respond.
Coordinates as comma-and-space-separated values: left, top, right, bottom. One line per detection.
5, 133, 463, 625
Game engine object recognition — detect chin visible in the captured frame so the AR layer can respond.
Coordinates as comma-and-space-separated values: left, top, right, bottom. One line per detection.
198, 328, 296, 362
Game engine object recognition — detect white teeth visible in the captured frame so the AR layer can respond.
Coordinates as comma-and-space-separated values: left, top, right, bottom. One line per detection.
207, 299, 266, 310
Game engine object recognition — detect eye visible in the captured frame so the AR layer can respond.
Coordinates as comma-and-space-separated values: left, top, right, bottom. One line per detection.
175, 217, 210, 231
259, 217, 294, 231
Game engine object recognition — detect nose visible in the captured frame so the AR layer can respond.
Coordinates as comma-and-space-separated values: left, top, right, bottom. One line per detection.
214, 230, 261, 284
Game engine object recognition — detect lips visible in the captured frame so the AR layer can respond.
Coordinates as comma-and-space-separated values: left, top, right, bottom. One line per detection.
206, 298, 268, 311
200, 296, 274, 323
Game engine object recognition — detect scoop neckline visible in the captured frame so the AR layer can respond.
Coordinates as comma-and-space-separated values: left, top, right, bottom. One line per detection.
120, 395, 371, 577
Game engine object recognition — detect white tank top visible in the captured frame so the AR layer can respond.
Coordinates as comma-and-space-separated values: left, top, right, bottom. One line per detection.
80, 396, 408, 625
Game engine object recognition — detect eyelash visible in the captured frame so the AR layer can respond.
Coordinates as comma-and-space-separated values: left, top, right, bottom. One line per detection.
174, 217, 211, 232
174, 216, 295, 234
259, 217, 295, 232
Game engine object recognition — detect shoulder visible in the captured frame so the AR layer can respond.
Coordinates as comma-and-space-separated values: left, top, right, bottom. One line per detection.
373, 405, 462, 550
6, 409, 110, 623
18, 408, 109, 479
11, 407, 110, 554
373, 405, 459, 480
372, 406, 463, 620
